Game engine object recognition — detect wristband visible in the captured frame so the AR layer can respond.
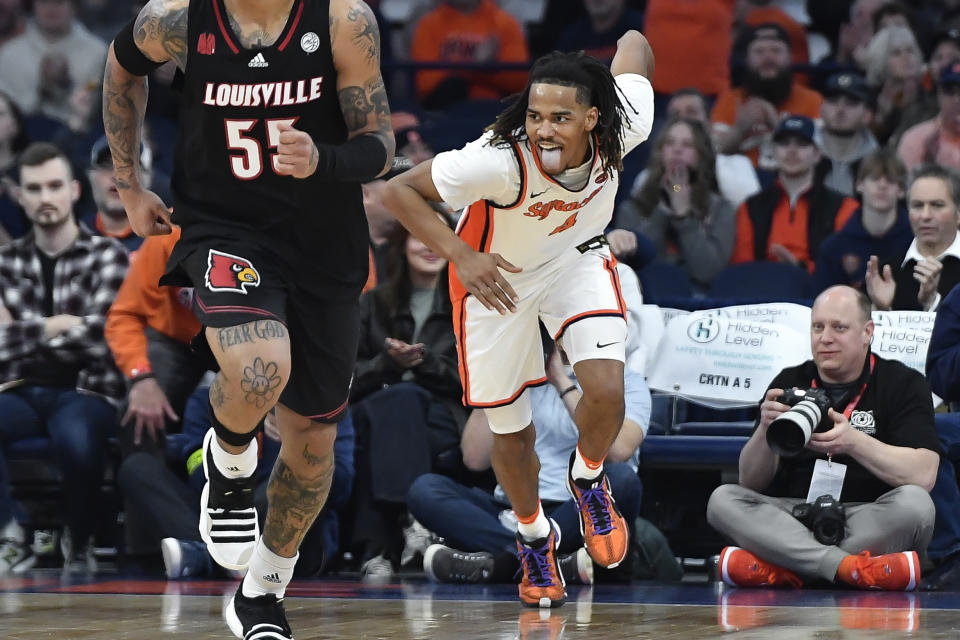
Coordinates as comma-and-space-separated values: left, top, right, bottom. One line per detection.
559, 384, 578, 399
130, 372, 155, 383
314, 133, 388, 182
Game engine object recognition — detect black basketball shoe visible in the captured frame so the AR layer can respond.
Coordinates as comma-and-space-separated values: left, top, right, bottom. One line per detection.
224, 582, 294, 639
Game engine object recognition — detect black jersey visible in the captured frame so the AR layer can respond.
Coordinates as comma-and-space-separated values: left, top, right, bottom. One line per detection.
170, 0, 367, 297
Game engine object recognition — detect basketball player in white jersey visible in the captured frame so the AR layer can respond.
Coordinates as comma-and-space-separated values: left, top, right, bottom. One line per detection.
384, 31, 655, 607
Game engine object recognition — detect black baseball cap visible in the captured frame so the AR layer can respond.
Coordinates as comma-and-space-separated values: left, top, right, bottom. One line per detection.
745, 22, 792, 49
772, 115, 816, 145
823, 72, 870, 105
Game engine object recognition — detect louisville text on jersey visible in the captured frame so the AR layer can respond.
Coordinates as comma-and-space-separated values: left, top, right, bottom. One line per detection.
202, 77, 324, 108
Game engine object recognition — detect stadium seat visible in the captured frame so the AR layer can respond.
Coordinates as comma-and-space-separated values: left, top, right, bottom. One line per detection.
637, 262, 694, 303
708, 262, 812, 301
639, 435, 747, 469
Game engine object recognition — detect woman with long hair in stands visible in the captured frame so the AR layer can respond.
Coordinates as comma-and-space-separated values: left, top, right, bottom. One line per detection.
612, 116, 736, 291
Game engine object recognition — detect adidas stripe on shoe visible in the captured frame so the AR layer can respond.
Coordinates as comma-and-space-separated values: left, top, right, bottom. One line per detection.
200, 428, 259, 571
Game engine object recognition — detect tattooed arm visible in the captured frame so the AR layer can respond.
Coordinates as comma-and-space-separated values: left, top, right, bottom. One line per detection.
329, 0, 394, 175
102, 0, 187, 236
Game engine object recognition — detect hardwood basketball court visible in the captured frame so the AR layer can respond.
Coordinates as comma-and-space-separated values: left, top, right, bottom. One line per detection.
4, 571, 960, 638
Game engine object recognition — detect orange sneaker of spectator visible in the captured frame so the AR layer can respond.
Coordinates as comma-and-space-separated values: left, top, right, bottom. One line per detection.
836, 550, 920, 591
566, 454, 628, 569
516, 528, 566, 608
718, 546, 803, 588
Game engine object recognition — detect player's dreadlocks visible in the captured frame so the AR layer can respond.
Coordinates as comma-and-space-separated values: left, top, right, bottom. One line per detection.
487, 50, 632, 179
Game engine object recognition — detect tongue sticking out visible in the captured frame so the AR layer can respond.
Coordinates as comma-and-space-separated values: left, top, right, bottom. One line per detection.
540, 147, 563, 173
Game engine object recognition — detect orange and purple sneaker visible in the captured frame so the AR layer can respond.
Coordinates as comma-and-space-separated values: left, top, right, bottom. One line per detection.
566, 452, 629, 568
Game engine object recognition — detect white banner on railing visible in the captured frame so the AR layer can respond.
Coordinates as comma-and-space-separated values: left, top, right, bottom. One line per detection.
872, 310, 937, 333
647, 314, 811, 407
870, 324, 931, 375
632, 304, 665, 376
699, 302, 813, 336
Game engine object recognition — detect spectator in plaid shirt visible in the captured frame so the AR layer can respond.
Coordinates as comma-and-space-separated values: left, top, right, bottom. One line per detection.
0, 142, 129, 574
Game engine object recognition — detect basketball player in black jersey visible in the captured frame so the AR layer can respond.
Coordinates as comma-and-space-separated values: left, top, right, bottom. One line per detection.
102, 0, 393, 637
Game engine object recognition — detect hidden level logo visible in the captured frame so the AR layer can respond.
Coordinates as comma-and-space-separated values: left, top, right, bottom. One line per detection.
687, 318, 720, 343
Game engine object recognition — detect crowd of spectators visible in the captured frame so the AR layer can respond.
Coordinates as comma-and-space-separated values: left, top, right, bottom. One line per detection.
2, 0, 960, 598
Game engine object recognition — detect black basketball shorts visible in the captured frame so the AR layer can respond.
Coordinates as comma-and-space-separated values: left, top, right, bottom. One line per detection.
163, 235, 359, 422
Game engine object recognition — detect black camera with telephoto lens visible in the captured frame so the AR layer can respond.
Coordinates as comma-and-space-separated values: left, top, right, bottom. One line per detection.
765, 387, 833, 457
792, 494, 846, 546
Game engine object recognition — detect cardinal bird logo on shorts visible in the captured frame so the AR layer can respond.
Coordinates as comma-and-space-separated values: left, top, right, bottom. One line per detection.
204, 250, 261, 294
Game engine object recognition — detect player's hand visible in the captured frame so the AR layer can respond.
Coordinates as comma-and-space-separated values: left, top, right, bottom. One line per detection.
865, 255, 895, 310
385, 337, 425, 369
274, 121, 318, 179
0, 303, 12, 327
122, 377, 178, 446
606, 229, 637, 258
914, 257, 943, 310
758, 388, 789, 432
453, 248, 521, 314
119, 187, 173, 236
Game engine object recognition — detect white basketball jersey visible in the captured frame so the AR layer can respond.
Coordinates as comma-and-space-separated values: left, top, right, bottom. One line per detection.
454, 137, 617, 269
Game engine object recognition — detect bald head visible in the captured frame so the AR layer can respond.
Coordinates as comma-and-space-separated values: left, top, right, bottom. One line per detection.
811, 286, 874, 384
814, 285, 872, 324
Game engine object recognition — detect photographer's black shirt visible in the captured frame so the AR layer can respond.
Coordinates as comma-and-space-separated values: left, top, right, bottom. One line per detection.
757, 354, 940, 502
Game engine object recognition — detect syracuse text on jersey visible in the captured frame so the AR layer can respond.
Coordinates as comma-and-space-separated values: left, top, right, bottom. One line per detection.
202, 77, 325, 108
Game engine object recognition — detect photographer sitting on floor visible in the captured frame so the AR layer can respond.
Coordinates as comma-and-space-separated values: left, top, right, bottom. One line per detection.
707, 285, 939, 591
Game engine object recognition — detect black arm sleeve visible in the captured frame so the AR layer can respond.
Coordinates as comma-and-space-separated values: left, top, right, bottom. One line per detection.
315, 133, 388, 182
113, 17, 166, 77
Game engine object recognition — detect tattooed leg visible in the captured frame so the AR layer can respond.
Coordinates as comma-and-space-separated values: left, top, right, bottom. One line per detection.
205, 320, 291, 453
263, 406, 338, 558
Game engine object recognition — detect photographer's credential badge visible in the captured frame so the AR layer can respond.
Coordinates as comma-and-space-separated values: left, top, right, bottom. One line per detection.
806, 458, 846, 503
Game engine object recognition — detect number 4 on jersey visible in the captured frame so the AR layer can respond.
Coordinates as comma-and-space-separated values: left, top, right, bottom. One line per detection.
225, 117, 298, 180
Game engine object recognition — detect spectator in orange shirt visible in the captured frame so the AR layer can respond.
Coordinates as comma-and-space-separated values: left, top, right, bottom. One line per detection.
105, 227, 206, 457
737, 0, 810, 69
731, 115, 859, 271
644, 0, 734, 97
712, 23, 822, 172
410, 0, 529, 110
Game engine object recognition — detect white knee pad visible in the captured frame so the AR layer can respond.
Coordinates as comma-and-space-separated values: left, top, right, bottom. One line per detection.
558, 316, 627, 366
484, 389, 534, 434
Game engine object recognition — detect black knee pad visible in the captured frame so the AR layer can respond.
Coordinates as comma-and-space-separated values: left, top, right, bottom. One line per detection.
208, 398, 264, 447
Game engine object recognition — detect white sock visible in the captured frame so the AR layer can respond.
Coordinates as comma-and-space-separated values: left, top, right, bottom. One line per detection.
516, 504, 551, 542
210, 430, 258, 479
0, 518, 23, 542
571, 447, 603, 481
241, 539, 298, 598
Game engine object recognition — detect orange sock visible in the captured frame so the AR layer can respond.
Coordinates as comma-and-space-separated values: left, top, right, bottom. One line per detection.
576, 445, 604, 470
515, 503, 550, 541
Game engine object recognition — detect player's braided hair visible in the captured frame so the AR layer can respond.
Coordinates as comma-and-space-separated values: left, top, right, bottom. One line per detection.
487, 50, 632, 179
